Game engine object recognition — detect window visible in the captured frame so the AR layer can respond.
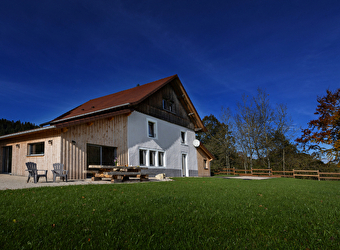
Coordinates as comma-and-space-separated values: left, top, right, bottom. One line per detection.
87, 144, 117, 166
182, 153, 187, 177
148, 121, 155, 137
181, 131, 186, 144
147, 119, 157, 139
204, 159, 208, 169
149, 150, 156, 166
163, 99, 174, 113
139, 149, 165, 167
139, 149, 147, 166
158, 151, 164, 166
28, 142, 44, 156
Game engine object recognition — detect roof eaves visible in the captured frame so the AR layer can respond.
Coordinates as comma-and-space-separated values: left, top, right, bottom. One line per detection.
47, 103, 130, 125
199, 143, 215, 160
171, 78, 207, 132
0, 126, 57, 140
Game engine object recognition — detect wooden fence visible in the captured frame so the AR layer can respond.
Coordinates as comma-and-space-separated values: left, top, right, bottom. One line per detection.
214, 168, 340, 181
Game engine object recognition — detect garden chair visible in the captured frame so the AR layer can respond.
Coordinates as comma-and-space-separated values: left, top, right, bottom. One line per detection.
52, 163, 68, 182
26, 162, 48, 183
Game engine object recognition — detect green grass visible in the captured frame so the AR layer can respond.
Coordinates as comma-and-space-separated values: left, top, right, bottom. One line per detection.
1, 178, 340, 249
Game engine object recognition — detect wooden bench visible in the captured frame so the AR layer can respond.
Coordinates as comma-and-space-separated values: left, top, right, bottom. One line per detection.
87, 166, 149, 182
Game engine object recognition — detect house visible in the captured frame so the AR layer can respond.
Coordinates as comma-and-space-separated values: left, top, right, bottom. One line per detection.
0, 75, 213, 179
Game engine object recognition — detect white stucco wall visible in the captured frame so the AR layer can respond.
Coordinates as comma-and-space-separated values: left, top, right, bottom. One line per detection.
127, 111, 198, 177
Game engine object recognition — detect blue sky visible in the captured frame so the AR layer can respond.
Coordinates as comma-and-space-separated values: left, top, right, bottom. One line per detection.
1, 0, 340, 139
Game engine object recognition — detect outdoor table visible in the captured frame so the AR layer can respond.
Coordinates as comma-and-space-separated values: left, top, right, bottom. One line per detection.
86, 165, 148, 183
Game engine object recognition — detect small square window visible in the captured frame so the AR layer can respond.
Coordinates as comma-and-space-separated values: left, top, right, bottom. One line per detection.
163, 99, 175, 113
139, 149, 147, 166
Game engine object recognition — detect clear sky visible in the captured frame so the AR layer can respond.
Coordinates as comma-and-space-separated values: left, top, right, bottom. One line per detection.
1, 0, 340, 138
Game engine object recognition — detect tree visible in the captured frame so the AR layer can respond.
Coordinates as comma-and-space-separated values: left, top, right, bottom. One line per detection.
0, 119, 39, 136
234, 88, 291, 169
197, 114, 236, 171
296, 89, 340, 164
234, 94, 258, 170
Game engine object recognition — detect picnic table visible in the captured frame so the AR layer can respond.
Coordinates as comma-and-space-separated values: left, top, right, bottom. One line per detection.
86, 165, 149, 183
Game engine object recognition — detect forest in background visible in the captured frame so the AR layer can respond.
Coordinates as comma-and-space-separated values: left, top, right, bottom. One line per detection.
0, 119, 38, 137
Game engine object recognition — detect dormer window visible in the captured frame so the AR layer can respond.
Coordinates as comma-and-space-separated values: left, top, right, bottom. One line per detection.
163, 99, 174, 113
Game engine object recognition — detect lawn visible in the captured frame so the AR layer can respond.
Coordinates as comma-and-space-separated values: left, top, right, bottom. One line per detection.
1, 177, 340, 249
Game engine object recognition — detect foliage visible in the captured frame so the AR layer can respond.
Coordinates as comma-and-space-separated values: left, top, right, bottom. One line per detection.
296, 89, 340, 164
0, 118, 38, 136
196, 114, 237, 171
198, 88, 295, 172
1, 178, 340, 249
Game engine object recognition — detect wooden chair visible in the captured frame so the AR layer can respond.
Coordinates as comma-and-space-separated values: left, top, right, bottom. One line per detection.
52, 163, 68, 182
26, 162, 48, 183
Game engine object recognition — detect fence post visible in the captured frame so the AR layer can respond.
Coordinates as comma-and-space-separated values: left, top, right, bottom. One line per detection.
293, 169, 295, 179
317, 170, 320, 181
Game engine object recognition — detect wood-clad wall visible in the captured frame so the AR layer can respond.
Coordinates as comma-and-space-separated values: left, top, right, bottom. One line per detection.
0, 129, 61, 179
60, 114, 128, 179
135, 83, 194, 130
197, 148, 211, 177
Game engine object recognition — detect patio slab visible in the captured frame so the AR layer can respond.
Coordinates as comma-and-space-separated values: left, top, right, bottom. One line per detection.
0, 174, 171, 190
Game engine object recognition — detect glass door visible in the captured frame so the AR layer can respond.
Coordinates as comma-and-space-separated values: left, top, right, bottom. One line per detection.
2, 146, 12, 173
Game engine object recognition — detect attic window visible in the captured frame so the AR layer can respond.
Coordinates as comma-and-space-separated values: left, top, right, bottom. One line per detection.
163, 99, 174, 113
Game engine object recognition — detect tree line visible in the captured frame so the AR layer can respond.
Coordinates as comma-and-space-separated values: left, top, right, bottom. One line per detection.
197, 88, 339, 173
0, 119, 39, 136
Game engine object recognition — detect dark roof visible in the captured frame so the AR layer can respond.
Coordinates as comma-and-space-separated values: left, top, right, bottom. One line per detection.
43, 75, 206, 131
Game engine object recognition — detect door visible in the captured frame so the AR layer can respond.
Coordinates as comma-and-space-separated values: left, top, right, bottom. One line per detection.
2, 146, 12, 173
182, 153, 187, 177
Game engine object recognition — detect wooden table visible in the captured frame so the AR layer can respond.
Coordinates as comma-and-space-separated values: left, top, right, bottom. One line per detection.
86, 165, 149, 183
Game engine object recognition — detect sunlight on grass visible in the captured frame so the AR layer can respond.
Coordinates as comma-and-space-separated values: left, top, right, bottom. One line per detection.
1, 178, 340, 249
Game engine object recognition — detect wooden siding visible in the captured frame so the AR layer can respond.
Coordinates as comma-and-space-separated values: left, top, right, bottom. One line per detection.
197, 148, 211, 177
60, 114, 128, 179
0, 129, 61, 179
135, 83, 195, 130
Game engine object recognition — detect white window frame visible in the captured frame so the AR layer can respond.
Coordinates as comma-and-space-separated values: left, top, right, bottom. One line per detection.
180, 130, 187, 144
158, 151, 165, 167
181, 153, 188, 177
147, 118, 158, 139
138, 148, 165, 168
149, 150, 156, 166
139, 149, 147, 166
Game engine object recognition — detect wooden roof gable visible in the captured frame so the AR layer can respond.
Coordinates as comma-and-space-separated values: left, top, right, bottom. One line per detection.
43, 75, 206, 132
